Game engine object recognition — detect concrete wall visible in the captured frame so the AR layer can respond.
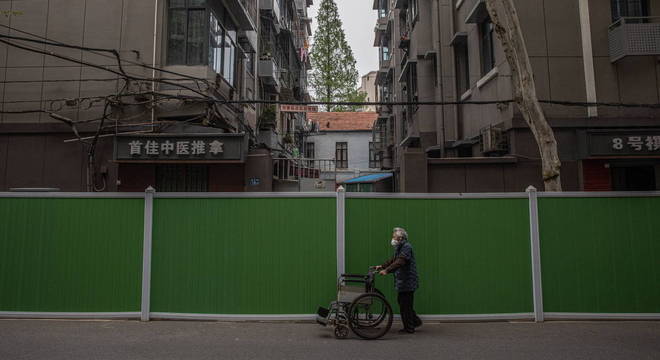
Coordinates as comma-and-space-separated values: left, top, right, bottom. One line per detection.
359, 71, 378, 112
308, 130, 376, 171
0, 0, 161, 124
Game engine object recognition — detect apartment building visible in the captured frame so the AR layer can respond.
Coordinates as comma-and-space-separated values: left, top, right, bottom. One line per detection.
359, 71, 379, 112
0, 0, 314, 192
373, 0, 660, 192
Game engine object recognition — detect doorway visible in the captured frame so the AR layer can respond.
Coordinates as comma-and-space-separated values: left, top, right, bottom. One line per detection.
612, 165, 656, 191
156, 165, 209, 192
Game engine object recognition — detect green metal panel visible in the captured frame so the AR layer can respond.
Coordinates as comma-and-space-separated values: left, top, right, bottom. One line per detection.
151, 198, 336, 314
0, 198, 144, 312
345, 198, 533, 315
539, 197, 660, 313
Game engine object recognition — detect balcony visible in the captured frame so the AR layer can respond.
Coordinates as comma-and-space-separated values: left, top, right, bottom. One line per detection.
226, 0, 257, 31
259, 58, 281, 91
609, 17, 660, 63
260, 0, 282, 26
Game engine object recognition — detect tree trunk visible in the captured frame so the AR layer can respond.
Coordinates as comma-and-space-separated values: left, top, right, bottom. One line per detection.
485, 0, 562, 191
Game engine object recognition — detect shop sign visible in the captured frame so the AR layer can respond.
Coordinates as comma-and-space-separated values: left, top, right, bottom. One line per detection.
115, 134, 245, 162
280, 105, 319, 113
588, 132, 660, 156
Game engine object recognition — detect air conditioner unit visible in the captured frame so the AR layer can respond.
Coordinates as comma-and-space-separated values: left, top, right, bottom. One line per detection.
480, 126, 508, 154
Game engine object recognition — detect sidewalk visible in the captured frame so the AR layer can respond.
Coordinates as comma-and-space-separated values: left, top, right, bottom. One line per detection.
1, 319, 659, 360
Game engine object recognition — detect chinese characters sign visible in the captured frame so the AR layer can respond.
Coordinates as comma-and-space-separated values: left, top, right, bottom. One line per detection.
588, 132, 660, 156
279, 105, 319, 113
115, 134, 245, 162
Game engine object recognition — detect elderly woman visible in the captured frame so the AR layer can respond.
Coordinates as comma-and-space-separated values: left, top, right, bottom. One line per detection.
374, 227, 422, 334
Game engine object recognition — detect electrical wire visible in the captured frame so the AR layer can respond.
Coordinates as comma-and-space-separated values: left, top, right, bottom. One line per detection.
0, 25, 212, 84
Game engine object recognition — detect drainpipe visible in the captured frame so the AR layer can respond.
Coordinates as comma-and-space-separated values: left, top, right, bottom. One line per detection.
578, 0, 598, 118
434, 0, 446, 158
151, 0, 159, 129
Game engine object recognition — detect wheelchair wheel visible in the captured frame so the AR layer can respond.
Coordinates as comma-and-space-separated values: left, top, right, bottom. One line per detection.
334, 325, 349, 339
348, 292, 393, 340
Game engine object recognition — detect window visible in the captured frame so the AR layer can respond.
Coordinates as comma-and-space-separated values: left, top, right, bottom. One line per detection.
381, 45, 390, 62
167, 0, 237, 85
369, 142, 381, 169
168, 0, 207, 65
409, 0, 419, 26
304, 142, 315, 159
480, 17, 495, 76
246, 52, 255, 76
209, 10, 238, 85
336, 142, 348, 169
611, 0, 649, 21
407, 63, 418, 114
378, 0, 389, 18
455, 41, 470, 95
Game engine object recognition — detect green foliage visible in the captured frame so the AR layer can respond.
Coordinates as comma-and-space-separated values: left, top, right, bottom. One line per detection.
337, 90, 368, 112
310, 0, 361, 112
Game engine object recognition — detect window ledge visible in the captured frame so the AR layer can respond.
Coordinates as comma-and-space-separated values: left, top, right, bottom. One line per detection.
476, 67, 498, 89
455, 0, 465, 10
460, 89, 472, 101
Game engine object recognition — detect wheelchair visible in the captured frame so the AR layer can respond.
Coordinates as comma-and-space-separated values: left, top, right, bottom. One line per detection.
316, 267, 393, 340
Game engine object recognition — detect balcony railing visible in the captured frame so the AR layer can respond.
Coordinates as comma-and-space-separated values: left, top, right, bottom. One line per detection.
273, 158, 336, 181
609, 17, 660, 62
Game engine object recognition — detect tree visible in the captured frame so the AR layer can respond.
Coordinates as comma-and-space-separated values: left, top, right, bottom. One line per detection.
310, 0, 361, 112
485, 0, 562, 191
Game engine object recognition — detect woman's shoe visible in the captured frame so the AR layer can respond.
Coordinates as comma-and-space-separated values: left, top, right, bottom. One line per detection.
398, 328, 415, 334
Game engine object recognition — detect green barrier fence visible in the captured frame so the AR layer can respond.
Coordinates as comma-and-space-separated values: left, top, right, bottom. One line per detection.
538, 196, 660, 314
0, 197, 144, 313
345, 198, 533, 315
1, 192, 658, 320
150, 197, 337, 315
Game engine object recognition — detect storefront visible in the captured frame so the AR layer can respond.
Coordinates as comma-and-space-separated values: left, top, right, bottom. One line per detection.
114, 134, 249, 192
580, 130, 660, 191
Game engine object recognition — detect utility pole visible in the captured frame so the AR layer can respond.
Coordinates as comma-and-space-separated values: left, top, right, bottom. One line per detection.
485, 0, 562, 191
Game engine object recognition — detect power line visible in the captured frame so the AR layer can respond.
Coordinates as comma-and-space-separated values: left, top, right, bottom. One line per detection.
0, 37, 209, 98
0, 25, 212, 84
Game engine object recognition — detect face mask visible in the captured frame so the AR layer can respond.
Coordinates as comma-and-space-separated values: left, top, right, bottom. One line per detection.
391, 239, 399, 247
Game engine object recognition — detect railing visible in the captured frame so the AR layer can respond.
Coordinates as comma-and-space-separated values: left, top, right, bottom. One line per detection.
273, 158, 336, 181
608, 16, 660, 62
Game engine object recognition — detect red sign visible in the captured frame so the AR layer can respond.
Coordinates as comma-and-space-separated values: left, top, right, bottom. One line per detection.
280, 105, 319, 113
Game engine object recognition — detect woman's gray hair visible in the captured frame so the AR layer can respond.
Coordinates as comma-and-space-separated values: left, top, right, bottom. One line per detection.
393, 227, 408, 241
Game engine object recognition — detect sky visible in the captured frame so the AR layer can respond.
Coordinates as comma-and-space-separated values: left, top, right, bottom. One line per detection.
308, 0, 379, 83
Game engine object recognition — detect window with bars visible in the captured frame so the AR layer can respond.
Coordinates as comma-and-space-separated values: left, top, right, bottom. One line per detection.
336, 142, 348, 169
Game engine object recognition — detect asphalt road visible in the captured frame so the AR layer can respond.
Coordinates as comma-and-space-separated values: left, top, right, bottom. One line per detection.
1, 319, 659, 360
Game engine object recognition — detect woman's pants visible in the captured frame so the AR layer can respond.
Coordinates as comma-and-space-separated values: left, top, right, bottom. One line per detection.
397, 291, 422, 331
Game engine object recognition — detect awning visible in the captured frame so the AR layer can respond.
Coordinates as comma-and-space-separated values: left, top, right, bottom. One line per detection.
342, 173, 393, 185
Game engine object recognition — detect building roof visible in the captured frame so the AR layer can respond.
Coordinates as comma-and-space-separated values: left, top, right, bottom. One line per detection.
308, 112, 378, 132
342, 173, 393, 184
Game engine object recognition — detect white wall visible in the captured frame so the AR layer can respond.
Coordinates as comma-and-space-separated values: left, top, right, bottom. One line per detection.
307, 130, 382, 183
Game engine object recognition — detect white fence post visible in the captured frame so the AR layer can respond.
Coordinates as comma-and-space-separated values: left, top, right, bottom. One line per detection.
336, 186, 346, 277
527, 186, 545, 322
141, 186, 155, 322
